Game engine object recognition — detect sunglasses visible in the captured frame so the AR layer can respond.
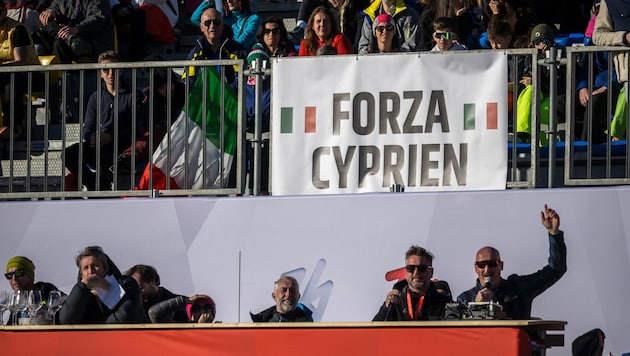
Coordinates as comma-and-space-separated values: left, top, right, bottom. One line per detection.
434, 32, 452, 40
203, 19, 222, 27
475, 260, 501, 269
263, 28, 281, 35
405, 264, 433, 273
376, 24, 394, 34
533, 39, 551, 46
191, 304, 214, 314
101, 68, 115, 74
5, 268, 25, 280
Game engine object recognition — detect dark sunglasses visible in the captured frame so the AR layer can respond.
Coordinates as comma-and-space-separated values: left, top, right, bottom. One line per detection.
101, 68, 114, 74
475, 260, 501, 269
434, 32, 452, 40
204, 19, 222, 27
376, 24, 394, 33
405, 264, 432, 273
533, 39, 551, 46
263, 28, 281, 35
5, 268, 25, 279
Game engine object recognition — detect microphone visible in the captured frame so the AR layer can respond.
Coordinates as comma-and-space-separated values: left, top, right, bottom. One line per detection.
483, 276, 492, 289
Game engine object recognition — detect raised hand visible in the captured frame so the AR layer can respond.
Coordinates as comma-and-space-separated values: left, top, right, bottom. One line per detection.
541, 204, 560, 235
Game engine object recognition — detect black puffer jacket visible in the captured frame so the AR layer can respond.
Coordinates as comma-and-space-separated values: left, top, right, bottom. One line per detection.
59, 254, 144, 324
373, 280, 452, 321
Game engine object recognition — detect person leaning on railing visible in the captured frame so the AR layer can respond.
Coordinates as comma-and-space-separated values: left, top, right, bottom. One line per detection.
184, 8, 245, 88
63, 50, 147, 191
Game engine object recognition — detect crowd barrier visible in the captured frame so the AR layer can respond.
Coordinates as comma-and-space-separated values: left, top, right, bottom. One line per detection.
0, 47, 629, 199
0, 59, 246, 199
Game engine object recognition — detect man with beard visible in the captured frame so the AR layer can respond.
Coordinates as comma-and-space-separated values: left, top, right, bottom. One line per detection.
373, 246, 452, 321
457, 205, 567, 319
250, 276, 313, 322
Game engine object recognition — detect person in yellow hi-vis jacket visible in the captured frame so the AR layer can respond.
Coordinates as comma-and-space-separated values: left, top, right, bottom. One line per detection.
516, 24, 566, 146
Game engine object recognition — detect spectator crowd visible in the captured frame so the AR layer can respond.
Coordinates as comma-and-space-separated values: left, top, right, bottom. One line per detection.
2, 0, 628, 193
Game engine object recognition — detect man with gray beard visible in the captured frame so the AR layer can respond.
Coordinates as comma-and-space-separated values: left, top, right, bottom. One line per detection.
250, 276, 313, 322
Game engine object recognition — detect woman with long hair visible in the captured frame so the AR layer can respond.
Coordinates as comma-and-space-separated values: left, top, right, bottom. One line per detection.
298, 6, 354, 56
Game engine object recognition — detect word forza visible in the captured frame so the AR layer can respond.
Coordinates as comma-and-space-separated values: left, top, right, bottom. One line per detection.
311, 90, 467, 189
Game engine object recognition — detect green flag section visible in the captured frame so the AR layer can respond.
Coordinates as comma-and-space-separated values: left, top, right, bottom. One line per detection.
137, 67, 238, 190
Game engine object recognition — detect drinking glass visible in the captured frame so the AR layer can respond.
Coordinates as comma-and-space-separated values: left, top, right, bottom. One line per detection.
28, 290, 43, 318
10, 290, 28, 325
0, 291, 9, 325
46, 290, 64, 325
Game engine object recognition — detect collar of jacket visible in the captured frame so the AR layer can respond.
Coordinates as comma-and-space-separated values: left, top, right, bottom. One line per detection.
363, 0, 409, 21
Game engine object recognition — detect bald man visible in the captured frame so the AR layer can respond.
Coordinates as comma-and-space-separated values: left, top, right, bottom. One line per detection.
456, 205, 567, 319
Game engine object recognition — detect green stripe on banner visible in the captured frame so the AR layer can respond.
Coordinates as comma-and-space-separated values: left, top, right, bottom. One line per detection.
187, 67, 238, 155
281, 107, 293, 133
464, 103, 475, 130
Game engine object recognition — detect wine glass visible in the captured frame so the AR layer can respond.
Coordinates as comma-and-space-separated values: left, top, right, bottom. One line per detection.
0, 291, 9, 325
46, 290, 64, 325
28, 290, 43, 319
10, 290, 28, 325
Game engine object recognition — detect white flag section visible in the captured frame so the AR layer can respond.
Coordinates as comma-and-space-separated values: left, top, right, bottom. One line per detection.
272, 52, 508, 195
136, 67, 238, 190
151, 112, 233, 189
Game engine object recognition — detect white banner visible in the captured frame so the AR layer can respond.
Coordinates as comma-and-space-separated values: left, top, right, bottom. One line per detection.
271, 52, 507, 195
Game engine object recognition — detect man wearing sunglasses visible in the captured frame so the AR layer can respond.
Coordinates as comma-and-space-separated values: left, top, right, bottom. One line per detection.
185, 8, 245, 87
5, 256, 61, 324
456, 205, 567, 319
373, 246, 452, 321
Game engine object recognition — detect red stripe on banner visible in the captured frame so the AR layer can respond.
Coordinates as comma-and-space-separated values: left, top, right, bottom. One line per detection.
136, 164, 181, 190
487, 102, 498, 129
305, 107, 316, 133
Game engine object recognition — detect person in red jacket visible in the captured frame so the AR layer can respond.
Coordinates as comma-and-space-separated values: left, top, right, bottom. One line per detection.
299, 6, 353, 56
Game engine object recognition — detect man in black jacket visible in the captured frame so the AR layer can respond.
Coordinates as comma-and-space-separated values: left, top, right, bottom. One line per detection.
373, 246, 452, 321
250, 276, 313, 322
59, 246, 144, 324
125, 264, 188, 322
456, 204, 567, 320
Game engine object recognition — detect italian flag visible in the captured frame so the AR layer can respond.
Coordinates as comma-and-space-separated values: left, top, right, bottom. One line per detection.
137, 67, 238, 190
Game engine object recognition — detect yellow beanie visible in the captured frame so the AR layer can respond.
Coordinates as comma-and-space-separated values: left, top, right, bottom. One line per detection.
6, 256, 35, 278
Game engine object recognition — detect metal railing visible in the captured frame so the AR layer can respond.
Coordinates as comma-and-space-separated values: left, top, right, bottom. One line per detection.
564, 46, 630, 186
0, 59, 245, 199
1, 48, 629, 200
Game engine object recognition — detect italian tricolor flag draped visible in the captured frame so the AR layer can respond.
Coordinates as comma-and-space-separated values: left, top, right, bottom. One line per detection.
137, 67, 238, 190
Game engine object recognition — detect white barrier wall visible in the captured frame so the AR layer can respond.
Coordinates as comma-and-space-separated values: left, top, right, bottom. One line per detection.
1, 187, 629, 355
